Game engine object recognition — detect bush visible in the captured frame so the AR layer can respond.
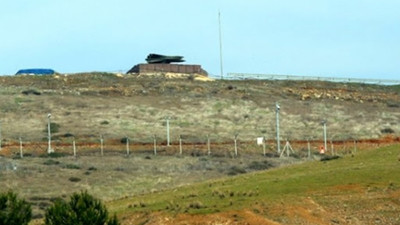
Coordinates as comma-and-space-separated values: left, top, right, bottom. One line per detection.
45, 191, 120, 225
43, 122, 61, 134
226, 166, 247, 176
0, 191, 32, 225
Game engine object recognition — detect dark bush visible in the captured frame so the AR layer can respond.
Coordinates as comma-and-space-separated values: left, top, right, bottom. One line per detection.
0, 191, 32, 225
41, 152, 68, 158
100, 120, 110, 125
64, 164, 81, 170
21, 89, 41, 95
43, 159, 60, 166
227, 166, 247, 176
381, 128, 395, 134
63, 133, 74, 138
120, 137, 129, 144
68, 177, 81, 182
44, 191, 120, 225
247, 160, 274, 171
43, 122, 60, 134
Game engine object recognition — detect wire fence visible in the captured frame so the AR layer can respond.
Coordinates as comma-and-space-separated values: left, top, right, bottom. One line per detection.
222, 73, 400, 85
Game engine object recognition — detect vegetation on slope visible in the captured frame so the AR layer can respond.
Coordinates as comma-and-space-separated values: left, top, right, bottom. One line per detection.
109, 144, 400, 224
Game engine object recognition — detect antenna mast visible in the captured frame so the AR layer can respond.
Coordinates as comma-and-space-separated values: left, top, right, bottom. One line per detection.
218, 11, 224, 80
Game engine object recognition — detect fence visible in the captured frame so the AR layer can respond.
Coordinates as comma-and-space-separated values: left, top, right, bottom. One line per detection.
221, 73, 400, 85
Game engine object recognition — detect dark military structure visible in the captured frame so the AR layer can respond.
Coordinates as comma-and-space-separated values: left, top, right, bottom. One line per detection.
127, 54, 207, 76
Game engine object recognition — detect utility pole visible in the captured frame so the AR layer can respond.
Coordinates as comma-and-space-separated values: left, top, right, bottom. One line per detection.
275, 103, 281, 154
218, 11, 224, 80
47, 113, 53, 154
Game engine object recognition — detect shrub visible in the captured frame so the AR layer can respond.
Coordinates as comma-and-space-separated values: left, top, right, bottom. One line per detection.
0, 191, 32, 225
43, 159, 60, 165
21, 89, 41, 95
247, 160, 274, 171
100, 120, 110, 125
64, 164, 81, 170
43, 122, 61, 134
45, 191, 120, 225
227, 166, 246, 176
381, 128, 395, 134
68, 177, 81, 182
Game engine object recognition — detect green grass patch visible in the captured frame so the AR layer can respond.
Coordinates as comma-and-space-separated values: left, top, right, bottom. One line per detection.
109, 144, 400, 216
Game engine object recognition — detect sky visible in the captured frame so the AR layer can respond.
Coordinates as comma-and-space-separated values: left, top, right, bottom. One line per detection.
0, 0, 399, 79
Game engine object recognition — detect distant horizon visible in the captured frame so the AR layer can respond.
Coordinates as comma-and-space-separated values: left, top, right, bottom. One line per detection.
1, 0, 399, 79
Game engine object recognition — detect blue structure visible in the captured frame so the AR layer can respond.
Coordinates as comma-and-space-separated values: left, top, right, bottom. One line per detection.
15, 68, 55, 75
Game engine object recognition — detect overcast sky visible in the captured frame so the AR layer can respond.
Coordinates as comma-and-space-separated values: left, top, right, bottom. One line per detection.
0, 0, 399, 79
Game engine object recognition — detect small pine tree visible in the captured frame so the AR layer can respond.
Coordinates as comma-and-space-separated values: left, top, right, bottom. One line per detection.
45, 191, 120, 225
0, 191, 32, 225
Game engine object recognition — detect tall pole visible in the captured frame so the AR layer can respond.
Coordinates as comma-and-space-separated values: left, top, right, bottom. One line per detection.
218, 11, 224, 80
323, 120, 327, 154
47, 113, 53, 154
0, 121, 2, 151
166, 117, 170, 146
276, 103, 281, 154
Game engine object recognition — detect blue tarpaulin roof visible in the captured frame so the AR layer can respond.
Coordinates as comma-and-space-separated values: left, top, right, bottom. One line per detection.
16, 68, 55, 75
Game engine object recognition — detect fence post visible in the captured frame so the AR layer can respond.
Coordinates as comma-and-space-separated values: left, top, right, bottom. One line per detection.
179, 135, 182, 156
100, 135, 104, 157
19, 137, 23, 158
262, 136, 266, 157
307, 139, 311, 159
153, 135, 157, 156
207, 134, 211, 156
126, 137, 130, 156
234, 134, 238, 157
73, 137, 76, 158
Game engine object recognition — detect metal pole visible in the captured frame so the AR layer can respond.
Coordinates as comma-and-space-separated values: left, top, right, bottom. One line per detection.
47, 114, 53, 154
207, 134, 211, 156
262, 136, 266, 157
276, 103, 281, 154
73, 138, 76, 158
179, 135, 182, 156
166, 118, 170, 146
19, 137, 23, 158
323, 121, 327, 154
0, 121, 2, 151
218, 11, 224, 80
153, 135, 157, 156
126, 137, 130, 156
100, 135, 104, 156
234, 134, 238, 157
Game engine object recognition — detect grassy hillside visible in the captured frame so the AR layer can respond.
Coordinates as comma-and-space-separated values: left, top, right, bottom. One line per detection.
0, 73, 399, 146
109, 144, 400, 224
